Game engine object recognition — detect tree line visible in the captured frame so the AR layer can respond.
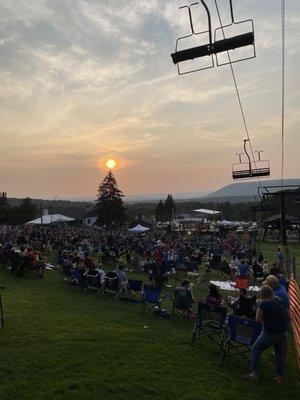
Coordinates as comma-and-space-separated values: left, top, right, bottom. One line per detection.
0, 194, 38, 225
1, 174, 299, 226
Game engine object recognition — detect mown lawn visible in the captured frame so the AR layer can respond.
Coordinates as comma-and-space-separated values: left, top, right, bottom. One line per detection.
260, 242, 300, 280
0, 244, 299, 400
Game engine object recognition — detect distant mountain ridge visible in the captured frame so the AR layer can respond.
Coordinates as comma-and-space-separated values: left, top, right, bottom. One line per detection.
7, 179, 300, 205
203, 179, 300, 202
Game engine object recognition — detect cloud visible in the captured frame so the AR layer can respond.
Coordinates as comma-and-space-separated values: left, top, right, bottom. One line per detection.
0, 0, 299, 197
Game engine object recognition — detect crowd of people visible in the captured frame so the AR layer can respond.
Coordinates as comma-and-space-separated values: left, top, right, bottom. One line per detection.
0, 223, 292, 383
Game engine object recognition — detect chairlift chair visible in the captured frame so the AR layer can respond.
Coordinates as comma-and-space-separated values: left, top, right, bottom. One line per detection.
171, 0, 255, 75
232, 140, 270, 180
214, 0, 255, 66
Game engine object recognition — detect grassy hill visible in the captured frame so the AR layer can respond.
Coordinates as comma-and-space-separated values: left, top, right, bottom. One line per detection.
0, 244, 299, 400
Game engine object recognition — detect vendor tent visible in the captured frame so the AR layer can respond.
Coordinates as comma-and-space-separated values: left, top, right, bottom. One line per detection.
217, 219, 233, 226
128, 224, 150, 233
193, 208, 221, 218
26, 214, 75, 225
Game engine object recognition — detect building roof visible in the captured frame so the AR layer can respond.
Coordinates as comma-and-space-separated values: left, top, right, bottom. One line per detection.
26, 214, 75, 225
193, 208, 221, 216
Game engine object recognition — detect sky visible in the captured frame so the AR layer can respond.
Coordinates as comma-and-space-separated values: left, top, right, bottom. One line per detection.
0, 0, 299, 199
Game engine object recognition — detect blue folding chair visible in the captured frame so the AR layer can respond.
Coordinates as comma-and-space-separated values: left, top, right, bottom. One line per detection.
192, 302, 227, 345
60, 264, 73, 282
72, 268, 86, 289
221, 315, 262, 363
141, 284, 162, 315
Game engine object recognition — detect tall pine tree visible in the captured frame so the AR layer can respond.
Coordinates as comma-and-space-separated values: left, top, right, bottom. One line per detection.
94, 171, 126, 228
155, 200, 166, 222
164, 194, 176, 221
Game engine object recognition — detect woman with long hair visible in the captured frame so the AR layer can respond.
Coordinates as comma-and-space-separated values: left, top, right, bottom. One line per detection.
245, 285, 288, 384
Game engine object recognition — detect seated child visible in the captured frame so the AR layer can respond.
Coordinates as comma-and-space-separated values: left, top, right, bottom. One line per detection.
206, 284, 222, 306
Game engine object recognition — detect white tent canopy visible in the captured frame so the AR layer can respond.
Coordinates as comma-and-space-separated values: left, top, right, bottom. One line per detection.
193, 208, 221, 217
128, 224, 150, 233
217, 219, 233, 226
26, 214, 75, 225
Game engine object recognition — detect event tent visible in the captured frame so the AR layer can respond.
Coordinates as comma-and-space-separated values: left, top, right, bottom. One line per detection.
192, 208, 221, 220
26, 214, 75, 225
217, 219, 233, 226
193, 208, 221, 217
128, 224, 150, 233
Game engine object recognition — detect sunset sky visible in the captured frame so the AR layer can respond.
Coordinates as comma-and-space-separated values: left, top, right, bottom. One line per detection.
0, 0, 299, 199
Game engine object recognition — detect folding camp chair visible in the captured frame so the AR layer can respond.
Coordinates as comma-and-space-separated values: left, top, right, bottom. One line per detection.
234, 276, 250, 290
103, 271, 120, 296
60, 263, 73, 282
173, 288, 193, 319
192, 302, 227, 345
25, 260, 41, 279
220, 315, 262, 363
126, 279, 143, 302
141, 284, 162, 315
85, 272, 102, 294
233, 295, 257, 320
72, 268, 86, 289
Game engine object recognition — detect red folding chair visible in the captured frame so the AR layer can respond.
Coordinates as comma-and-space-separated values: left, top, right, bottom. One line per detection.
235, 276, 250, 289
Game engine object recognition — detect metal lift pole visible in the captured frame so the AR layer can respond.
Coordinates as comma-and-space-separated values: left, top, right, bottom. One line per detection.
280, 191, 287, 247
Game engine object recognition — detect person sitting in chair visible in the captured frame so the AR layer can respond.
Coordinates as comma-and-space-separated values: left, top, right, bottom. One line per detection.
115, 264, 127, 291
25, 247, 44, 277
220, 258, 231, 276
96, 262, 106, 284
175, 279, 194, 307
174, 279, 194, 316
227, 288, 256, 319
206, 284, 222, 306
238, 260, 250, 276
252, 260, 264, 279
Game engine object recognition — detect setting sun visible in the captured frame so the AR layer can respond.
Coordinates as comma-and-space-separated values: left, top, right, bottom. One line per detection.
105, 158, 117, 170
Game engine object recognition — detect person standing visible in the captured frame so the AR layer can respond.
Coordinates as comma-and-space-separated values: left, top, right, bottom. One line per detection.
245, 285, 288, 384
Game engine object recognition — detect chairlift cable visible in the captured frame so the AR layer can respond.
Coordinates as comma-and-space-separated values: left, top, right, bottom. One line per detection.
214, 0, 263, 190
281, 0, 286, 189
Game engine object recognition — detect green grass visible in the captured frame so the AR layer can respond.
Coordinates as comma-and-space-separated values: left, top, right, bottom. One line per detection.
260, 242, 300, 280
0, 244, 299, 400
